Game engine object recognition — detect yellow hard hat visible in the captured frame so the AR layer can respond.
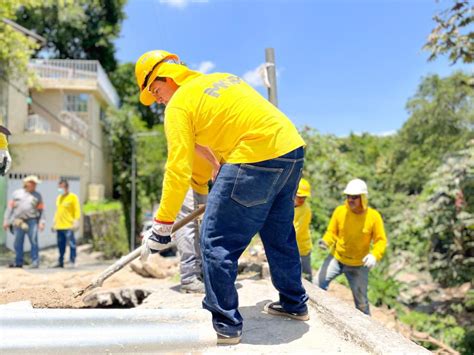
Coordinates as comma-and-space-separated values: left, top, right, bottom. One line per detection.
297, 178, 311, 197
135, 50, 179, 105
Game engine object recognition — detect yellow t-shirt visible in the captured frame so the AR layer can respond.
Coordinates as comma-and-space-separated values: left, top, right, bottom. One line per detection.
157, 72, 305, 222
0, 133, 8, 150
54, 192, 81, 230
190, 152, 214, 195
322, 203, 387, 266
294, 202, 313, 256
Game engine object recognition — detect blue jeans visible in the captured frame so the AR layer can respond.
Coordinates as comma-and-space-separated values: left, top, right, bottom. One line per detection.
13, 218, 39, 267
57, 229, 76, 266
318, 255, 370, 315
201, 147, 308, 337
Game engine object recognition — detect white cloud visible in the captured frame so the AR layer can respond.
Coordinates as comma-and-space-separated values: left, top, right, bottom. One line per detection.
243, 63, 282, 88
195, 61, 216, 74
159, 0, 208, 9
375, 130, 396, 137
242, 65, 266, 88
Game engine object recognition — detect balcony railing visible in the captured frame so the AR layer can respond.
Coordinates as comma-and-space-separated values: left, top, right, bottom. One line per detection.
29, 59, 120, 107
25, 112, 89, 143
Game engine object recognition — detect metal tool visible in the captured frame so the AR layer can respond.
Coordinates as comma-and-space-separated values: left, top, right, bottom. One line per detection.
74, 204, 206, 298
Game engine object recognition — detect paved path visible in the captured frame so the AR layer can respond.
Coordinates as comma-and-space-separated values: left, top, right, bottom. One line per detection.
139, 275, 368, 353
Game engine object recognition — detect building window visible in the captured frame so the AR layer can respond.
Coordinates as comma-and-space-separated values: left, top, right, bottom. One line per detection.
64, 94, 89, 113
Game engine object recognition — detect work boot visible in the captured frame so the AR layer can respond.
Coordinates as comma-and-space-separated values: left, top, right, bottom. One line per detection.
264, 301, 309, 321
180, 278, 205, 294
8, 263, 22, 268
217, 332, 241, 345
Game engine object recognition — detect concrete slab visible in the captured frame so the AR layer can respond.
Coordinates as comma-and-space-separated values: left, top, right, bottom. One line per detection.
139, 277, 369, 353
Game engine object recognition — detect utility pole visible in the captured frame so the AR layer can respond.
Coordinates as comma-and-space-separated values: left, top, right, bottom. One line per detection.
130, 131, 161, 251
265, 48, 278, 107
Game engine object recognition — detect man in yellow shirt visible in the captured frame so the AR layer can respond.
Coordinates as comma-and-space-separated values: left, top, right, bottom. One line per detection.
317, 179, 387, 315
53, 179, 81, 268
0, 125, 12, 175
135, 50, 309, 344
294, 178, 313, 282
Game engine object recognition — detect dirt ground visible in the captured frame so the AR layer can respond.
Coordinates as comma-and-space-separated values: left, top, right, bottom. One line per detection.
0, 244, 178, 308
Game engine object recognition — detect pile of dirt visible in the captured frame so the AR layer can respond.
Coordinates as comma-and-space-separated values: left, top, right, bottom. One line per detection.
0, 287, 84, 308
0, 266, 176, 308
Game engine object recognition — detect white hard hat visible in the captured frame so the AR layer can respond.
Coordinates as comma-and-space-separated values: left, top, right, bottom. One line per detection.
343, 179, 368, 195
23, 175, 41, 184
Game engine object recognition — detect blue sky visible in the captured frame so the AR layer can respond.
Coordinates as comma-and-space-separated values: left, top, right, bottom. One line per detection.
115, 0, 469, 136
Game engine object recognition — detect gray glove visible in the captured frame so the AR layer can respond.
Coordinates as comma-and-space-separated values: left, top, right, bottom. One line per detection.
0, 150, 11, 176
140, 221, 174, 262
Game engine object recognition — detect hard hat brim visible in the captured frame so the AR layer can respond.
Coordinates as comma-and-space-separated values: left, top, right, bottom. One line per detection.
139, 65, 161, 106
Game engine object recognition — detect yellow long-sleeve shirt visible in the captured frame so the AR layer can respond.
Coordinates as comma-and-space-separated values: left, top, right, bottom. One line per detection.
190, 152, 215, 195
0, 133, 8, 149
54, 192, 81, 230
322, 203, 387, 266
156, 71, 305, 222
294, 202, 313, 256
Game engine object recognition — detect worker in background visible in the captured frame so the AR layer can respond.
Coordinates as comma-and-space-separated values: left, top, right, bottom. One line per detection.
317, 178, 387, 315
173, 148, 220, 294
52, 179, 81, 268
135, 50, 308, 345
3, 175, 45, 268
0, 125, 12, 175
294, 178, 313, 282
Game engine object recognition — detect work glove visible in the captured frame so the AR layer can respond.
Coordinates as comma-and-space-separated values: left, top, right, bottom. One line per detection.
140, 220, 174, 262
72, 220, 81, 231
362, 254, 377, 269
0, 150, 11, 176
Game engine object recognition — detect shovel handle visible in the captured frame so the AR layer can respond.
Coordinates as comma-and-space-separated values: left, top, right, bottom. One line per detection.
76, 205, 206, 297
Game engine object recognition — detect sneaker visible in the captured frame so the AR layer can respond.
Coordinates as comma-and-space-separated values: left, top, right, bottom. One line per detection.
180, 278, 205, 294
217, 333, 241, 345
67, 262, 76, 269
8, 263, 22, 268
264, 301, 310, 321
28, 264, 39, 269
52, 263, 64, 268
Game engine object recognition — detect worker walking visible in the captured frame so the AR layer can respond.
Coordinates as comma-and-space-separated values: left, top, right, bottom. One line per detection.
53, 179, 81, 268
317, 179, 387, 315
294, 178, 313, 282
135, 50, 308, 345
3, 175, 45, 268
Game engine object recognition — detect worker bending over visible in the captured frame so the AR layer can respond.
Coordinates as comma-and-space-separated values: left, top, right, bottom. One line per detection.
135, 50, 309, 345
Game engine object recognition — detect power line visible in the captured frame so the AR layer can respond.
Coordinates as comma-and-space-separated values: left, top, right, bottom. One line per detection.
0, 73, 104, 151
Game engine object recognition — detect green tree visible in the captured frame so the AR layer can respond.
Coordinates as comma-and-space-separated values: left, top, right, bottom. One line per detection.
389, 72, 474, 194
0, 0, 52, 80
424, 0, 474, 64
109, 62, 165, 127
422, 144, 474, 286
107, 105, 167, 245
15, 0, 126, 73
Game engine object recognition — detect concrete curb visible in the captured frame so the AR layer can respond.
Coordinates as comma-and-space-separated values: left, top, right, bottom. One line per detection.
303, 280, 431, 355
0, 308, 216, 353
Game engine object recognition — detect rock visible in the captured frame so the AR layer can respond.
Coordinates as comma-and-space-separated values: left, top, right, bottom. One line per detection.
130, 253, 178, 279
130, 260, 152, 277
261, 262, 270, 279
